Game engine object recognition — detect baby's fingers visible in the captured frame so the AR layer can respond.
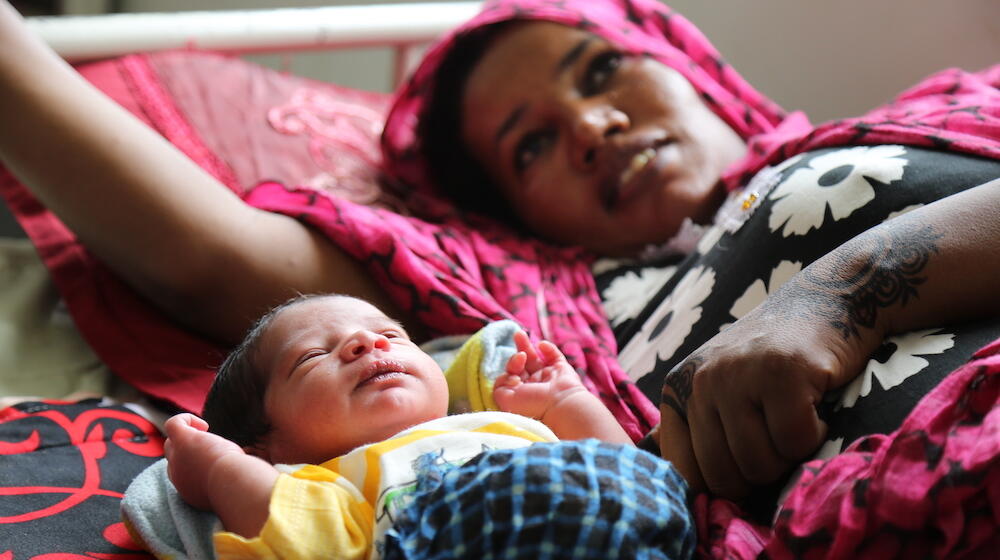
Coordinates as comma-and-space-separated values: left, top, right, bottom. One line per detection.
513, 331, 543, 372
506, 351, 527, 375
165, 413, 208, 438
494, 371, 523, 389
537, 341, 567, 366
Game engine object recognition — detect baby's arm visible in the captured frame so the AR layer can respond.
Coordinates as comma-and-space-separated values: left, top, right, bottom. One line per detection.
493, 331, 632, 444
164, 414, 278, 539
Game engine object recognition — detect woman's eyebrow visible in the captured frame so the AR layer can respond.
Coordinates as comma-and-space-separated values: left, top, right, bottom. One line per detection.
493, 37, 593, 151
553, 37, 594, 77
495, 104, 526, 148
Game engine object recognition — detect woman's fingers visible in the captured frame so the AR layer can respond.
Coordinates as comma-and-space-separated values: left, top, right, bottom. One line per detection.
719, 400, 791, 485
658, 397, 705, 493
763, 387, 827, 461
689, 402, 751, 498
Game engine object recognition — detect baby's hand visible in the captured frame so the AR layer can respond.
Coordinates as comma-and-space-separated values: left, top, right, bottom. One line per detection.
493, 331, 587, 420
163, 413, 246, 511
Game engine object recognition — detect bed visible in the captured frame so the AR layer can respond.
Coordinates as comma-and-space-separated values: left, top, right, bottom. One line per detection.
1, 3, 999, 559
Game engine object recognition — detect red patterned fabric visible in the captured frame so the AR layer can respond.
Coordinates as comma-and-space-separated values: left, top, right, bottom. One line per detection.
0, 400, 163, 559
729, 64, 1000, 191
692, 337, 1000, 559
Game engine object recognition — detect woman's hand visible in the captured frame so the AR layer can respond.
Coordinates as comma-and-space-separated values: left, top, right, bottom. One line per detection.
660, 180, 1000, 499
658, 297, 869, 498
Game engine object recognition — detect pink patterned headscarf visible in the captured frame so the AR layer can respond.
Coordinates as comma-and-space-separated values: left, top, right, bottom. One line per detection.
381, 0, 1000, 196
381, 0, 788, 199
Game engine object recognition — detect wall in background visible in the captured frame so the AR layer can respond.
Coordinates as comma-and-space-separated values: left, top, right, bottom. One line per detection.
667, 0, 998, 122
112, 0, 437, 100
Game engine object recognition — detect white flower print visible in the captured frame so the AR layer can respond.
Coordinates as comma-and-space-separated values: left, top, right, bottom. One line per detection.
602, 265, 677, 328
619, 266, 715, 381
728, 260, 802, 321
696, 224, 725, 255
768, 145, 908, 237
839, 328, 955, 408
592, 257, 626, 276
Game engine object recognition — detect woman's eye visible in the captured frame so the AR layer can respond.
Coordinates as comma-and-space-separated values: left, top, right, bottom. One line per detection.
582, 51, 622, 95
514, 131, 555, 173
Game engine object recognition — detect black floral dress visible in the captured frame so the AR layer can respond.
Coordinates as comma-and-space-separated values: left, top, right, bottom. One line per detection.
596, 146, 1000, 467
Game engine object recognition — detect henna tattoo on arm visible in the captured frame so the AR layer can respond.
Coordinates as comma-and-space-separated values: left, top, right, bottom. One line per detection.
767, 220, 942, 341
661, 355, 702, 421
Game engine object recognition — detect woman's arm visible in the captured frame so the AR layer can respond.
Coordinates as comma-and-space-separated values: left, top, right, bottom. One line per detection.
659, 179, 1000, 498
494, 331, 633, 444
0, 1, 403, 344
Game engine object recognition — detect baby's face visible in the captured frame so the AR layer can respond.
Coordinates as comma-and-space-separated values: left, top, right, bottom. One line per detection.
254, 296, 448, 464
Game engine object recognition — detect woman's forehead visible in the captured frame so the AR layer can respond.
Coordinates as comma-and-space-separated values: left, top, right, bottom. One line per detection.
479, 20, 598, 68
462, 22, 599, 133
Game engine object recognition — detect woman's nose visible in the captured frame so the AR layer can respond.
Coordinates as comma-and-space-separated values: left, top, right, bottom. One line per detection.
568, 102, 629, 171
340, 330, 390, 361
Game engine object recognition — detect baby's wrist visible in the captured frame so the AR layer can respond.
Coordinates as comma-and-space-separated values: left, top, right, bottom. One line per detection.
539, 387, 593, 424
205, 452, 254, 509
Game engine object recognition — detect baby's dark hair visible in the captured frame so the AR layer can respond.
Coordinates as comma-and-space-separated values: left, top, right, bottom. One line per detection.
201, 293, 328, 448
418, 22, 523, 227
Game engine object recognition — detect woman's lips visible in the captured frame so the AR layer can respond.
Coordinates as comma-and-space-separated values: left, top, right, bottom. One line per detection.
603, 142, 674, 210
620, 147, 657, 187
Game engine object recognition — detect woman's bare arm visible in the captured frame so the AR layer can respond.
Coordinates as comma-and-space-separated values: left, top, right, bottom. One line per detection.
0, 1, 404, 344
659, 179, 1000, 498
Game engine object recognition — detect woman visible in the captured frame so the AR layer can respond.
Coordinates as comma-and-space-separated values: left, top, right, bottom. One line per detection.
1, 0, 998, 522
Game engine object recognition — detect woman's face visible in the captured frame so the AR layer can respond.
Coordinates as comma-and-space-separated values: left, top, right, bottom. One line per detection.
462, 21, 746, 256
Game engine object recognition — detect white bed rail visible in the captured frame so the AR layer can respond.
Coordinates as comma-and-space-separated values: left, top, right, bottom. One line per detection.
27, 2, 482, 83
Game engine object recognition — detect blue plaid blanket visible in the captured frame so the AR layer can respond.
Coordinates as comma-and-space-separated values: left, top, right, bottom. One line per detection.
384, 439, 694, 559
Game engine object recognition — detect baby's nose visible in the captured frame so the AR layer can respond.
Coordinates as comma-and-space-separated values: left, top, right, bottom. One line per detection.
340, 331, 390, 360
